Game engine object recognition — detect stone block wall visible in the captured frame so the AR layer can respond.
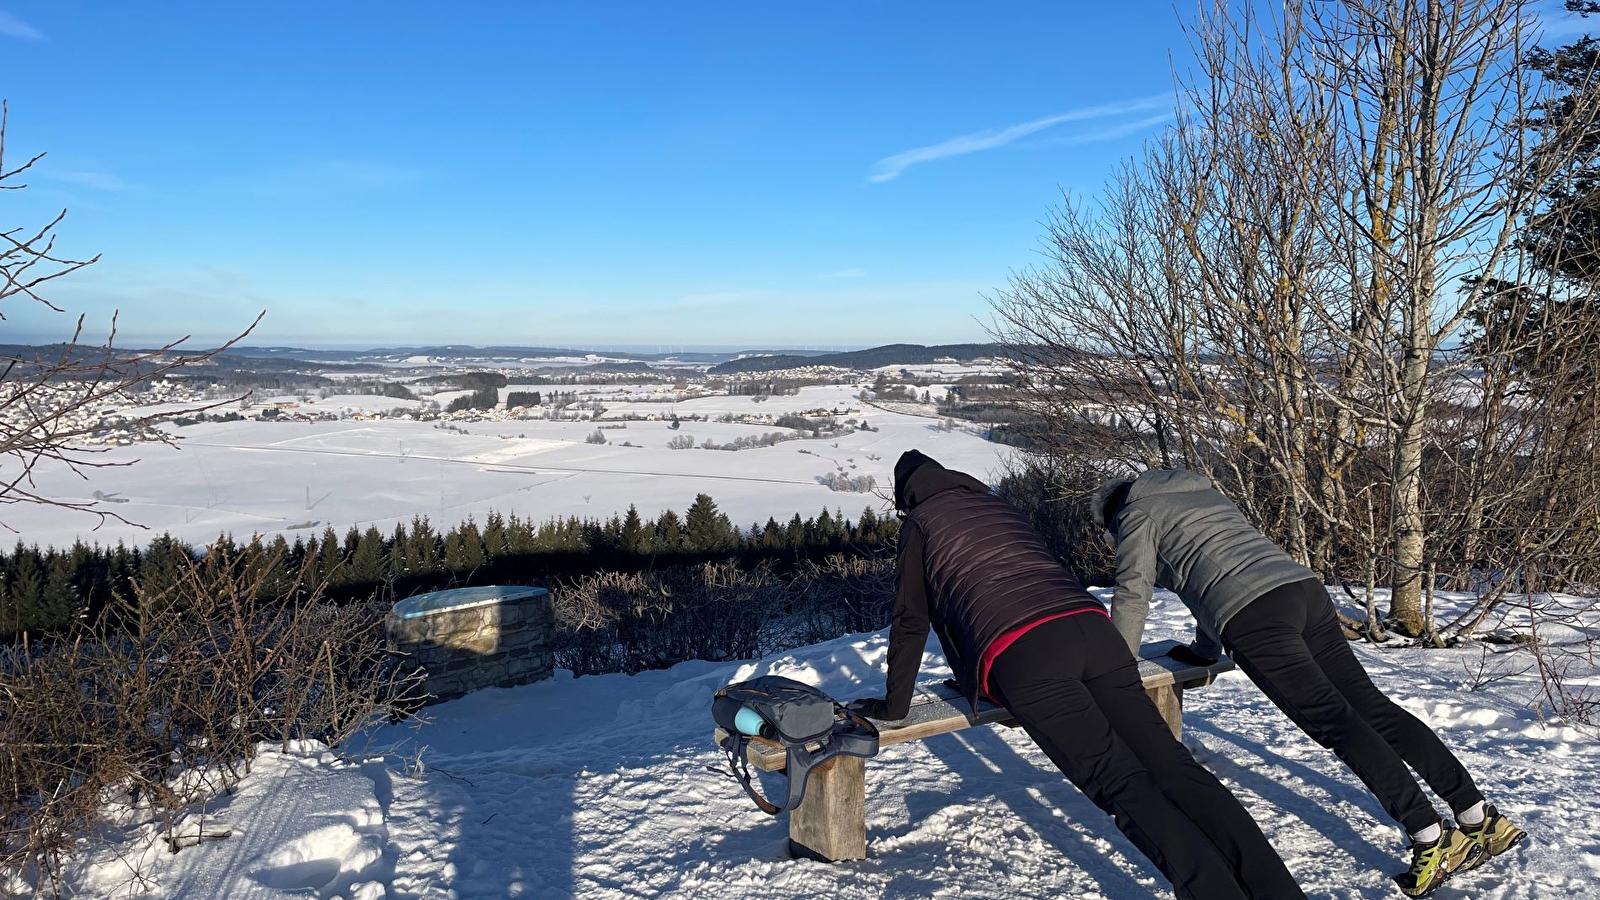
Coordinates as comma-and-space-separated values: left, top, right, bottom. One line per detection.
386, 586, 555, 704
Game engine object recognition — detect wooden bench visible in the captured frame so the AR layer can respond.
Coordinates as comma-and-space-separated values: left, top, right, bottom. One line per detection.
713, 639, 1234, 862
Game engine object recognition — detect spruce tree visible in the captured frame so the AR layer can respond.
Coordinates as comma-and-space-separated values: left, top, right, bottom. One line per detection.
319, 527, 345, 588
443, 530, 468, 572
388, 523, 410, 576
350, 527, 385, 585
601, 515, 624, 558
684, 494, 729, 552
408, 517, 439, 574
140, 535, 191, 610
257, 535, 294, 601
7, 546, 44, 634
655, 509, 683, 552
41, 553, 79, 630
785, 513, 805, 549
459, 518, 485, 570
621, 505, 645, 554
483, 511, 508, 558
0, 563, 13, 637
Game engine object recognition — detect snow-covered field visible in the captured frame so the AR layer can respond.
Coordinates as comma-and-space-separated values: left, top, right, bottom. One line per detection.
61, 590, 1600, 899
8, 386, 1005, 550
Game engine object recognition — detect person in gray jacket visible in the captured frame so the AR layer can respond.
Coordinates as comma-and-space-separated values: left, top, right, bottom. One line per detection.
1093, 469, 1525, 898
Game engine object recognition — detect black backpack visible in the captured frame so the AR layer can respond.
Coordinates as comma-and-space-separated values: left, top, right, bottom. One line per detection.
711, 675, 879, 815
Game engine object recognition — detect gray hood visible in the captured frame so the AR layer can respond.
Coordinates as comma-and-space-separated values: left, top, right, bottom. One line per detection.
1125, 469, 1213, 502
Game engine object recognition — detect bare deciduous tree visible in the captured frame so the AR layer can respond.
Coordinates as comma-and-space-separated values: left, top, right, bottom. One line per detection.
990, 0, 1599, 636
1, 100, 261, 531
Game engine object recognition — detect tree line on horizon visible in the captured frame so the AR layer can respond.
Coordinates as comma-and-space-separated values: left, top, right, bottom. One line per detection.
0, 495, 901, 640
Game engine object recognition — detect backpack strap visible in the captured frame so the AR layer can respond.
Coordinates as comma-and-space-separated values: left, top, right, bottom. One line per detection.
717, 730, 782, 815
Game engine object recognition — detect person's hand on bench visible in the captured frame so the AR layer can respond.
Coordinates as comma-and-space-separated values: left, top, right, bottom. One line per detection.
846, 697, 906, 721
1166, 643, 1220, 667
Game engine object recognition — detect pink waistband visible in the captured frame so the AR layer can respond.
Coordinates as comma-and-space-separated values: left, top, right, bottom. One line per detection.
979, 607, 1111, 700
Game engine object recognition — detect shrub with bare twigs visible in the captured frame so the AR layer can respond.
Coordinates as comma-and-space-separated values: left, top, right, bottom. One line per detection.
0, 551, 420, 895
552, 555, 896, 677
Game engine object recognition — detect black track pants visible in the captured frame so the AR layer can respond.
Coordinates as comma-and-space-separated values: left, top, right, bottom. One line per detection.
988, 614, 1305, 900
1222, 579, 1486, 835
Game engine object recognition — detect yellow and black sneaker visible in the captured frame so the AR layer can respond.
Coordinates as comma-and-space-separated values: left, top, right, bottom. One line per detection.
1457, 805, 1528, 871
1393, 826, 1483, 897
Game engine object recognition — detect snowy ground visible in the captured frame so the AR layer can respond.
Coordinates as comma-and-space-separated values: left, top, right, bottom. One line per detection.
7, 385, 1006, 549
61, 590, 1600, 899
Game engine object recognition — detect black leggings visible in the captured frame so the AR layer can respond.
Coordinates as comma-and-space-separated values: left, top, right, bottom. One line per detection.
1222, 579, 1485, 835
989, 614, 1304, 900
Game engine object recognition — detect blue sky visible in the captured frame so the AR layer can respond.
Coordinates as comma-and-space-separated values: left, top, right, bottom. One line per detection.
0, 3, 1474, 349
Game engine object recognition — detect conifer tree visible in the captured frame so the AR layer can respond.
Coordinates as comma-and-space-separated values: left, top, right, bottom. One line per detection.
7, 546, 43, 633
506, 513, 537, 554
443, 530, 468, 572
408, 516, 439, 574
458, 518, 485, 571
110, 541, 135, 598
388, 523, 410, 576
483, 511, 508, 558
621, 505, 645, 554
601, 514, 624, 557
41, 553, 78, 629
655, 509, 683, 552
140, 535, 191, 609
257, 535, 294, 601
0, 563, 14, 637
785, 513, 805, 549
811, 508, 835, 547
237, 538, 272, 603
350, 527, 385, 585
318, 527, 345, 587
685, 494, 733, 552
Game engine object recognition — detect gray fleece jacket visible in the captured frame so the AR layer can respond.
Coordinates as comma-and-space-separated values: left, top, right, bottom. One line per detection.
1109, 469, 1317, 655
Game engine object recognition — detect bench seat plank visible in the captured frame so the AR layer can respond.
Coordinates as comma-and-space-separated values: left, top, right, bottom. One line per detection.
719, 639, 1233, 773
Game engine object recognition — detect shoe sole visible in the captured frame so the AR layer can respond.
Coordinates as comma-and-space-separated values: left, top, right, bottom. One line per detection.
1393, 870, 1448, 898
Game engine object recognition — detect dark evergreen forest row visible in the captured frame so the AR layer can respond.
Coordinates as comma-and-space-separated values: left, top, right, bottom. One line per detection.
0, 495, 901, 640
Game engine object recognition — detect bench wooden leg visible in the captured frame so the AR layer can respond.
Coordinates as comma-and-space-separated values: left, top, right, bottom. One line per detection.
787, 754, 866, 862
1147, 684, 1183, 741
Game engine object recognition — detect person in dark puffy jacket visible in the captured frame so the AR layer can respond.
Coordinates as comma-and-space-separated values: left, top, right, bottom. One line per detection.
1094, 469, 1526, 897
850, 450, 1304, 900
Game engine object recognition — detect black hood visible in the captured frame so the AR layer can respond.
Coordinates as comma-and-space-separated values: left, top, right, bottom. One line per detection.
893, 450, 989, 512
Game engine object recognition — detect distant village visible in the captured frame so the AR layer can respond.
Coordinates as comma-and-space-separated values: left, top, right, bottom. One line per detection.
13, 348, 1010, 448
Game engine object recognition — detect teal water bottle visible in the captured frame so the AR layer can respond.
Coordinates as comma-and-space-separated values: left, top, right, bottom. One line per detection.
735, 706, 775, 739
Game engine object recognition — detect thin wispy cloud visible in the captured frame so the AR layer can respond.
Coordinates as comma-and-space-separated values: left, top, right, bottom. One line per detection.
868, 93, 1171, 183
0, 10, 43, 40
1026, 112, 1175, 148
820, 267, 866, 279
